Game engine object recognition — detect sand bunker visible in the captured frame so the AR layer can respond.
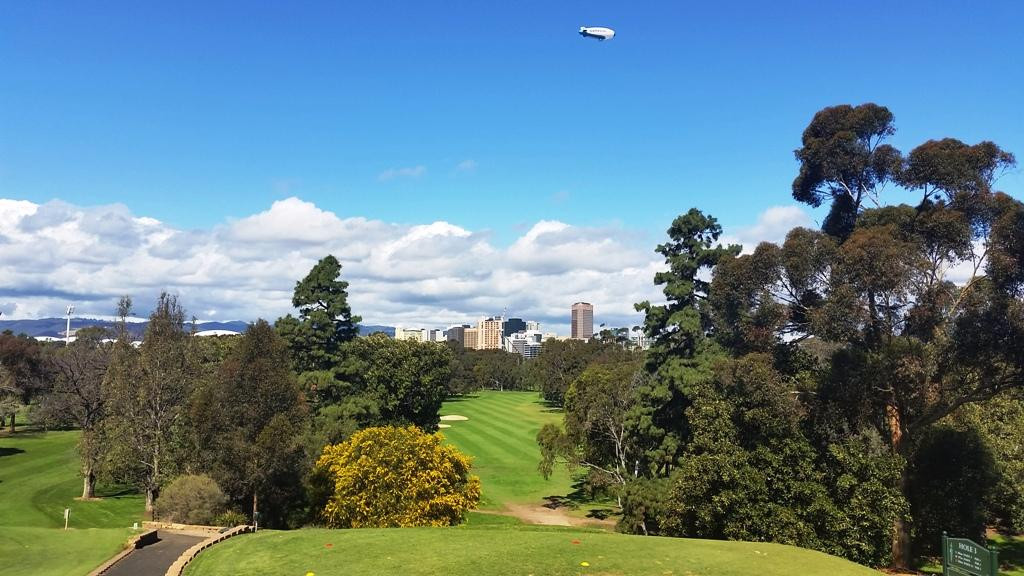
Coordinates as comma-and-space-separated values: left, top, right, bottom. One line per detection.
439, 415, 468, 421
438, 424, 451, 428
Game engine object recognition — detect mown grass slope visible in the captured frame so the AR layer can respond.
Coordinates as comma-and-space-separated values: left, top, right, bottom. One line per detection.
0, 430, 143, 576
184, 525, 882, 576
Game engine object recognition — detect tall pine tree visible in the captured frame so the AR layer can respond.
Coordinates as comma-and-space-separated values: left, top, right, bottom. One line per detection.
275, 255, 361, 373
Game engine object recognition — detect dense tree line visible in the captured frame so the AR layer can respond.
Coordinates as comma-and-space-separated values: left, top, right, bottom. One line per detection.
540, 103, 1024, 569
444, 337, 639, 398
527, 338, 639, 406
4, 255, 470, 527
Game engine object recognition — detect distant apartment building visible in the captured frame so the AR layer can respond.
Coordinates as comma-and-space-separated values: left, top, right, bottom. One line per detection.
503, 317, 526, 338
463, 327, 480, 350
394, 327, 424, 342
571, 302, 594, 340
478, 316, 504, 350
443, 318, 548, 351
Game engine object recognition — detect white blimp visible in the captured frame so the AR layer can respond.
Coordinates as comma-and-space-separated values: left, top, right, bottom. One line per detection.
579, 26, 615, 41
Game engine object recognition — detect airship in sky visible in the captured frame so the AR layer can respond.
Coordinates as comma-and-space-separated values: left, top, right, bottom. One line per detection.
579, 26, 615, 41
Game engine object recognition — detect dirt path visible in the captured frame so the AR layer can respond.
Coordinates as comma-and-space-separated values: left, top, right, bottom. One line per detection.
497, 504, 616, 529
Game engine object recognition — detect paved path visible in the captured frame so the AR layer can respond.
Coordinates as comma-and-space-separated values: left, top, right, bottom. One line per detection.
105, 532, 205, 576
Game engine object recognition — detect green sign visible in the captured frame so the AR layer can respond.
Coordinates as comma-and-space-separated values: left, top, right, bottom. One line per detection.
943, 533, 998, 576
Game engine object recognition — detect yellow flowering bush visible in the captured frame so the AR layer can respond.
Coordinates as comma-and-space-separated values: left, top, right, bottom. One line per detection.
315, 425, 481, 527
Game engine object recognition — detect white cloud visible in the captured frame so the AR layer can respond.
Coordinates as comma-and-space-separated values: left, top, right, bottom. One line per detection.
720, 205, 812, 254
0, 198, 814, 335
454, 159, 477, 173
377, 165, 427, 181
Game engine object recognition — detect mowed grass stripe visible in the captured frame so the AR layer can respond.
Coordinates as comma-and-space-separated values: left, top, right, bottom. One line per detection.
471, 396, 551, 426
445, 419, 539, 464
0, 433, 77, 527
446, 395, 556, 442
444, 424, 548, 509
442, 397, 548, 464
445, 401, 539, 442
440, 391, 574, 510
443, 390, 539, 414
0, 430, 145, 576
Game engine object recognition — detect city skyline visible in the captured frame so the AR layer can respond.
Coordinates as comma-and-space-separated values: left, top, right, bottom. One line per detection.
393, 305, 609, 342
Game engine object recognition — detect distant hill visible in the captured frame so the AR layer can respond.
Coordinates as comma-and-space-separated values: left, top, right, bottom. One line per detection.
0, 318, 394, 338
358, 325, 396, 337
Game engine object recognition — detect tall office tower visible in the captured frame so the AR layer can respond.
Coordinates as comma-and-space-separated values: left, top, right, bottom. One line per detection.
503, 317, 526, 337
478, 316, 504, 349
526, 320, 541, 331
571, 302, 594, 339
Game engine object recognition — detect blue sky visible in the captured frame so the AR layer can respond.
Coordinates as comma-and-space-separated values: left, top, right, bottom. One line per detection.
4, 1, 1021, 236
1, 1, 1022, 329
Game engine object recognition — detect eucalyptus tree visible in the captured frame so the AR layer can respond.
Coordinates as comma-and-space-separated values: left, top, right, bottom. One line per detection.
103, 293, 197, 515
710, 106, 1020, 567
37, 327, 111, 498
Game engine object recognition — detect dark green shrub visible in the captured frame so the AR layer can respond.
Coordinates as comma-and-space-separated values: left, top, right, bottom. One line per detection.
212, 510, 249, 527
910, 426, 998, 555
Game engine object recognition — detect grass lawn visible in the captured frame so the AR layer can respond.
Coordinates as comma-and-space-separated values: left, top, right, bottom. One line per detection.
184, 525, 882, 576
438, 390, 577, 511
0, 429, 144, 576
989, 534, 1024, 576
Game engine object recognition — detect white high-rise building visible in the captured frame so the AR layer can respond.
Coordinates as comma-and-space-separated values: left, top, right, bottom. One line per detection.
506, 330, 544, 359
394, 327, 425, 342
631, 330, 651, 350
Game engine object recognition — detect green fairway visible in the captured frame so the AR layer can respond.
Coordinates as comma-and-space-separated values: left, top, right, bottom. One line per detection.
0, 430, 144, 576
438, 390, 575, 511
184, 525, 882, 576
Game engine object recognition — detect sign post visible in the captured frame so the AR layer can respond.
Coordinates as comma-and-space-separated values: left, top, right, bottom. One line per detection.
942, 532, 999, 576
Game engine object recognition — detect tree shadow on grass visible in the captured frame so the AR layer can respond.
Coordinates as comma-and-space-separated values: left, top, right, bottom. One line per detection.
443, 394, 481, 404
535, 399, 564, 413
94, 483, 138, 498
0, 428, 47, 439
542, 478, 619, 520
989, 535, 1024, 573
0, 447, 25, 458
